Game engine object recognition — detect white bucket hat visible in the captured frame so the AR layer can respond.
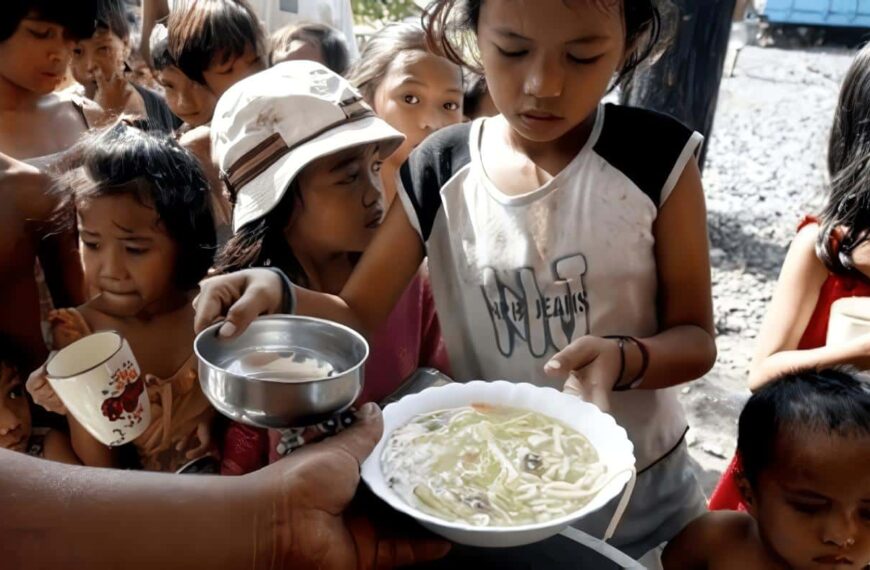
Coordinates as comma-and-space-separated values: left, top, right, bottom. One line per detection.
211, 60, 405, 232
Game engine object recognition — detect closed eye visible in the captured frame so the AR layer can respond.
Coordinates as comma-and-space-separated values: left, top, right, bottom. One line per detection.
28, 28, 52, 40
496, 45, 528, 58
81, 240, 99, 250
568, 54, 603, 65
789, 501, 827, 515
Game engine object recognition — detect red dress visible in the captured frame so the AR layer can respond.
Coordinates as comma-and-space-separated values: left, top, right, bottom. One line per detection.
708, 217, 870, 510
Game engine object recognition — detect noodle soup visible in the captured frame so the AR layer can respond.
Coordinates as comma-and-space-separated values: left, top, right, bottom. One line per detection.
381, 404, 607, 527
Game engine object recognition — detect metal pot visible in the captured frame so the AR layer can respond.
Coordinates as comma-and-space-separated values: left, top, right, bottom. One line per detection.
195, 315, 368, 428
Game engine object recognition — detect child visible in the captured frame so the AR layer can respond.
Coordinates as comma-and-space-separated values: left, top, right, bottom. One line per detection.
27, 120, 219, 472
0, 341, 78, 463
0, 0, 102, 167
167, 0, 266, 98
270, 21, 351, 75
209, 61, 450, 474
663, 368, 870, 569
710, 43, 870, 512
0, 152, 83, 379
201, 0, 715, 559
70, 0, 179, 132
346, 22, 464, 206
149, 24, 218, 130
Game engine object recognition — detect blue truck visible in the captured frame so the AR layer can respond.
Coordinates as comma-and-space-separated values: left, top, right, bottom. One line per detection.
760, 0, 870, 28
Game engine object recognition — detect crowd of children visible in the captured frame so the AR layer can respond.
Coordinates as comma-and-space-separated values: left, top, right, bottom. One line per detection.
2, 0, 869, 567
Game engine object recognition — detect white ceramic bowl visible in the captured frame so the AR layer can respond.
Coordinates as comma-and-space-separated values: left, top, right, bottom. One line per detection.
361, 381, 636, 548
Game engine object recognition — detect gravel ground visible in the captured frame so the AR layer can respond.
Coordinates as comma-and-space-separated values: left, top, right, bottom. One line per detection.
679, 29, 856, 494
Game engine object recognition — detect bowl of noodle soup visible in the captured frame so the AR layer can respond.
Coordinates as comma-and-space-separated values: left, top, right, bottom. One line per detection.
361, 381, 636, 548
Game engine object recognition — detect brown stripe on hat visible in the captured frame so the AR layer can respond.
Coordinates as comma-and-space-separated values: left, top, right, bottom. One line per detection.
220, 110, 377, 203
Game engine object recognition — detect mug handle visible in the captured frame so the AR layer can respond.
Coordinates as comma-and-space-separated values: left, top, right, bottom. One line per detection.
603, 467, 637, 542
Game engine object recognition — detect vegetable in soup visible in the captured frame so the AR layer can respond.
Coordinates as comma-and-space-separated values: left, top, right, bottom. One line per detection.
382, 404, 606, 527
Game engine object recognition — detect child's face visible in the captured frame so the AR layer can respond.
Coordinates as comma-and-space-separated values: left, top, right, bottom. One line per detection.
201, 45, 265, 97
78, 194, 181, 318
0, 362, 31, 453
372, 50, 464, 169
476, 0, 626, 143
0, 17, 74, 95
287, 144, 384, 257
745, 431, 870, 569
71, 27, 128, 91
157, 65, 218, 127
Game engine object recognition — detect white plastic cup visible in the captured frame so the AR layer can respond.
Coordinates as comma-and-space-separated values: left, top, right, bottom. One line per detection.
827, 297, 870, 349
46, 331, 150, 446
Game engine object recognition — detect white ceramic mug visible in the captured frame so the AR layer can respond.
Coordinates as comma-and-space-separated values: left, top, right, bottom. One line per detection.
827, 297, 870, 349
47, 331, 150, 446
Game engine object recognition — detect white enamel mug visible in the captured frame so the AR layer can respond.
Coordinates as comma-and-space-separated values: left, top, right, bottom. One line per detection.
46, 331, 150, 446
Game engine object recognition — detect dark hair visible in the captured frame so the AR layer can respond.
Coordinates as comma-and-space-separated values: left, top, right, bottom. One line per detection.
168, 0, 265, 85
738, 368, 870, 486
347, 22, 431, 103
212, 183, 308, 287
818, 44, 870, 276
422, 0, 661, 89
94, 0, 129, 41
463, 72, 488, 118
270, 21, 350, 75
1, 0, 97, 42
57, 119, 216, 290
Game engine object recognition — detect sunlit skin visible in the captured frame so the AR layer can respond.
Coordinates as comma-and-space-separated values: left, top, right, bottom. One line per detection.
201, 45, 265, 97
156, 65, 217, 127
0, 17, 98, 159
476, 0, 628, 192
372, 50, 463, 204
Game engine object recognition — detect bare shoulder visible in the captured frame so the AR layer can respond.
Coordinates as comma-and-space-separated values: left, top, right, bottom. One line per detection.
179, 125, 212, 155
663, 511, 756, 569
0, 152, 56, 219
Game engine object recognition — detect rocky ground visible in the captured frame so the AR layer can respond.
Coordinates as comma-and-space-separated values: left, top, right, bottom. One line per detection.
679, 27, 857, 494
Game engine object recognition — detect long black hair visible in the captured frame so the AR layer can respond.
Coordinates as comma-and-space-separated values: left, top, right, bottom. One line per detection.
56, 119, 216, 290
421, 0, 662, 90
818, 44, 870, 276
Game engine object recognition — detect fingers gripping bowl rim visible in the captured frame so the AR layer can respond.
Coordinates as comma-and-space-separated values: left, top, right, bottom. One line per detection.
360, 381, 637, 548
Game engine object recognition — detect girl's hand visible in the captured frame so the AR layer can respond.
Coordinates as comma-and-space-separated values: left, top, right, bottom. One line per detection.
26, 362, 66, 415
544, 336, 622, 411
193, 268, 285, 337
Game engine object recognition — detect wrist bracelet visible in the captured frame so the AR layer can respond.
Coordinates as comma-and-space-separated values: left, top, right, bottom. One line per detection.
604, 335, 648, 392
266, 267, 296, 314
604, 336, 627, 391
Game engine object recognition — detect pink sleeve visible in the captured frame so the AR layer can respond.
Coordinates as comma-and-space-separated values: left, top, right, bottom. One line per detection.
417, 271, 451, 376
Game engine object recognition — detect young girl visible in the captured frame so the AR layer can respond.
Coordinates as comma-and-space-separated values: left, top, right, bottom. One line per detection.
27, 120, 219, 472
270, 21, 351, 75
201, 0, 715, 559
0, 341, 78, 463
710, 43, 870, 512
346, 22, 464, 205
664, 368, 870, 569
0, 0, 102, 168
209, 61, 450, 474
70, 0, 179, 132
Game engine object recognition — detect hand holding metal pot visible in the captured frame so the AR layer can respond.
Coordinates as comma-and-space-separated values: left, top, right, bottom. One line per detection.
194, 268, 286, 337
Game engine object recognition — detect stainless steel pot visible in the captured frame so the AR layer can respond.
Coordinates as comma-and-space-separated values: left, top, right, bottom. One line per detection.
195, 315, 368, 428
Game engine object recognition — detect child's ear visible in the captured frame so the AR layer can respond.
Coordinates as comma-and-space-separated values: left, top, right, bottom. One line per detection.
736, 468, 758, 515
